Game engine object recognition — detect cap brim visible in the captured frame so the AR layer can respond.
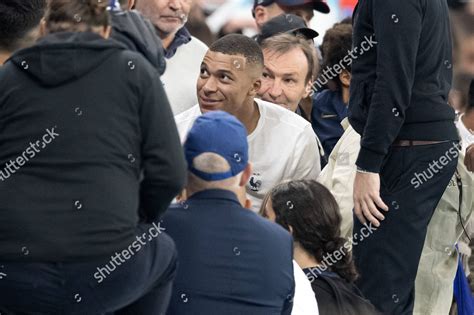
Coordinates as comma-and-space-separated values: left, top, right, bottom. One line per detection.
253, 0, 275, 9
289, 27, 319, 39
276, 0, 330, 13
313, 2, 330, 13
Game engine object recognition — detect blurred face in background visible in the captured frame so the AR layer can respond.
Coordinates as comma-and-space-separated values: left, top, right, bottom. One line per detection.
282, 5, 314, 25
253, 3, 285, 29
254, 3, 314, 29
258, 47, 312, 112
135, 0, 192, 36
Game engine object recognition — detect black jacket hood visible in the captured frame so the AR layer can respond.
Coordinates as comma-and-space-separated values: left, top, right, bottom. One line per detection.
110, 10, 166, 75
9, 32, 126, 87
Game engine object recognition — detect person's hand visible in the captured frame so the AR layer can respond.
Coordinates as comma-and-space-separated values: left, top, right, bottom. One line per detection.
353, 171, 389, 227
465, 144, 474, 172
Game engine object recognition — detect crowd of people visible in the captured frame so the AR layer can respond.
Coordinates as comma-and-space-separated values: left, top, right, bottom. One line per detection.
0, 0, 473, 314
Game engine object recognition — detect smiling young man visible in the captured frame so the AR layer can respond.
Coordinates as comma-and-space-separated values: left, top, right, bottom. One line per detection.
175, 34, 321, 211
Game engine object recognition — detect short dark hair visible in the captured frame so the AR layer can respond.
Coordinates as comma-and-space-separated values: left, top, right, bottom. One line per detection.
45, 0, 109, 34
261, 33, 315, 83
0, 0, 46, 51
209, 34, 264, 68
320, 22, 352, 89
260, 180, 358, 283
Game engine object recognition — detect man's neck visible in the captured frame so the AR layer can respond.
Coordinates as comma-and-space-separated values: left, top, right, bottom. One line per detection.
234, 100, 261, 135
156, 28, 178, 50
161, 34, 176, 50
294, 243, 320, 269
0, 51, 11, 65
186, 186, 240, 201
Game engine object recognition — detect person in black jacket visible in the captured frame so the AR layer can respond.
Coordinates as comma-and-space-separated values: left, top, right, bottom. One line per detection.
0, 0, 186, 314
349, 0, 459, 314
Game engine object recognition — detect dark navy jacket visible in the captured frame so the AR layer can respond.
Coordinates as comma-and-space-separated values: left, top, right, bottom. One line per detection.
162, 189, 295, 315
349, 0, 458, 172
311, 89, 348, 157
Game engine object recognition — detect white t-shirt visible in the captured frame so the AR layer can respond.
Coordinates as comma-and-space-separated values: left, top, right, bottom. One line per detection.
292, 260, 319, 315
161, 36, 208, 115
456, 114, 474, 153
175, 99, 322, 211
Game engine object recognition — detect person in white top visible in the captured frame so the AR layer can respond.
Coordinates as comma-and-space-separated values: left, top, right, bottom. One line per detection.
175, 34, 321, 211
134, 0, 208, 115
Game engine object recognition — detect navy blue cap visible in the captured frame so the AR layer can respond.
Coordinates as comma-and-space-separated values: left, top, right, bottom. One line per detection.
253, 0, 330, 14
257, 14, 319, 43
184, 111, 249, 181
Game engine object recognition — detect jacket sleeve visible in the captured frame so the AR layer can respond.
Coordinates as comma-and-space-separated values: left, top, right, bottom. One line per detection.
318, 126, 360, 239
139, 73, 187, 222
356, 0, 423, 172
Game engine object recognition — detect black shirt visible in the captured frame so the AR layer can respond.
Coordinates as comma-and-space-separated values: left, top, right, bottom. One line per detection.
303, 268, 379, 315
349, 0, 459, 172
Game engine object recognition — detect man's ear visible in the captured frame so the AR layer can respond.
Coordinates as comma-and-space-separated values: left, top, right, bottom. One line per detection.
240, 163, 253, 187
339, 70, 351, 88
249, 77, 262, 98
128, 0, 135, 10
253, 6, 268, 29
244, 198, 252, 209
288, 225, 294, 235
303, 77, 313, 98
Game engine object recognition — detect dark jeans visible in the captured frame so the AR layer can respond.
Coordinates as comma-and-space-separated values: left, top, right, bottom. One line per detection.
0, 224, 177, 315
353, 141, 459, 315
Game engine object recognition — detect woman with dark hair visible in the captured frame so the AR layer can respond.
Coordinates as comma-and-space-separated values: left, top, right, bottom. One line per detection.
0, 0, 185, 314
260, 180, 379, 315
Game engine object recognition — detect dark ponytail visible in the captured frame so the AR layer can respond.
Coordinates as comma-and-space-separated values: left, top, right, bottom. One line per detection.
267, 180, 358, 283
45, 0, 109, 33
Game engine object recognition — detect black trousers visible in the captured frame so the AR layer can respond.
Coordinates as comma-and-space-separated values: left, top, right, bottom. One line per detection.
353, 141, 459, 315
0, 224, 177, 315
